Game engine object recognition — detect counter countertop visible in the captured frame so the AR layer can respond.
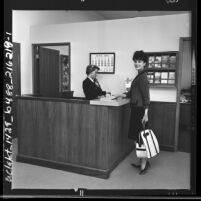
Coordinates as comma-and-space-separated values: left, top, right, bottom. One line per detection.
17, 94, 177, 106
16, 94, 130, 106
90, 98, 130, 107
15, 94, 89, 104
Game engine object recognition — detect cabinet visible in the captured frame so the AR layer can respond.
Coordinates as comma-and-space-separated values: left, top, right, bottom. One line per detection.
145, 51, 178, 87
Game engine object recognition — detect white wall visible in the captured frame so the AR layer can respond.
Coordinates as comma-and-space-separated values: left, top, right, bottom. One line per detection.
30, 13, 191, 101
12, 10, 105, 94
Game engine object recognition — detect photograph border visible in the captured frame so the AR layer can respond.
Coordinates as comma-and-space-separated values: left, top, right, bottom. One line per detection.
3, 0, 198, 198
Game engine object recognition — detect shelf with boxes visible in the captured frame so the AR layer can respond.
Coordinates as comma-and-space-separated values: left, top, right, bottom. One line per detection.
145, 51, 178, 87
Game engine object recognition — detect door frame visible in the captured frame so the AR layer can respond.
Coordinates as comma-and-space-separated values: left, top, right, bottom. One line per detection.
13, 42, 21, 95
174, 37, 191, 151
13, 42, 21, 139
32, 42, 71, 95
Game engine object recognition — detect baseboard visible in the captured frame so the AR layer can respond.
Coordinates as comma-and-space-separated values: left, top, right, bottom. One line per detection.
160, 144, 175, 152
16, 154, 110, 179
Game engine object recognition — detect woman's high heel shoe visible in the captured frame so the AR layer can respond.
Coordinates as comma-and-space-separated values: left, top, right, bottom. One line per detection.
139, 161, 151, 175
131, 163, 141, 169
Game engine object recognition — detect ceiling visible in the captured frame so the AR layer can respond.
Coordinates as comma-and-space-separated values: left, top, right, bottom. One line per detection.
94, 10, 190, 20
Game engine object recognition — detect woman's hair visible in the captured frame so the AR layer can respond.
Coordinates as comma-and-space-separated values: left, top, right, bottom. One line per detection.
86, 65, 100, 75
132, 50, 148, 63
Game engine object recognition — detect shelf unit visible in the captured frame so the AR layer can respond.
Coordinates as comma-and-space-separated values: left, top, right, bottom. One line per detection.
145, 51, 178, 87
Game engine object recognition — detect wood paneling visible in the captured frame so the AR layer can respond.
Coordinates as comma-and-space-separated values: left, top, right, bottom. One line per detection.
149, 102, 176, 151
179, 103, 191, 128
178, 103, 191, 153
108, 104, 133, 168
16, 97, 133, 178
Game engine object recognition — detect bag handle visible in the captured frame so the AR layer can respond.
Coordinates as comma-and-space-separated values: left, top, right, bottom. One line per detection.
138, 122, 147, 146
142, 122, 146, 130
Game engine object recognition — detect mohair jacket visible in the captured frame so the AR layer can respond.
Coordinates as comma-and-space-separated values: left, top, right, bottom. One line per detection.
126, 70, 150, 109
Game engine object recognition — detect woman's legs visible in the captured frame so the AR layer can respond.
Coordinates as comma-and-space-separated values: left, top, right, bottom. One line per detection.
129, 106, 151, 172
131, 143, 151, 174
140, 158, 147, 170
131, 141, 141, 168
139, 158, 151, 174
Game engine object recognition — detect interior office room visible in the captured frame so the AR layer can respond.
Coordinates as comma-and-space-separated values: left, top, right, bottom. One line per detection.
10, 10, 195, 191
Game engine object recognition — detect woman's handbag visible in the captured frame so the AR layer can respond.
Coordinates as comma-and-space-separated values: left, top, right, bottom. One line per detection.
140, 127, 160, 158
136, 123, 160, 159
136, 128, 147, 158
136, 141, 147, 158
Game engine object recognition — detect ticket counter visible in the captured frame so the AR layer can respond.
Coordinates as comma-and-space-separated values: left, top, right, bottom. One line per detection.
16, 95, 133, 179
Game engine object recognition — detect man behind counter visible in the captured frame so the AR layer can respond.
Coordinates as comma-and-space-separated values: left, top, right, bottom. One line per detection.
82, 65, 109, 100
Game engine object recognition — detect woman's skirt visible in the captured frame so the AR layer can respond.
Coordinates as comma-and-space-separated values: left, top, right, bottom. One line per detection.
128, 105, 145, 141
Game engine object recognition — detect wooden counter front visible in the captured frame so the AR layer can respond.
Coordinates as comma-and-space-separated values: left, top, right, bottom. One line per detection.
16, 96, 133, 179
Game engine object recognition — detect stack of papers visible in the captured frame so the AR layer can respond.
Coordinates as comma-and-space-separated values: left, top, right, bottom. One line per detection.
100, 95, 117, 101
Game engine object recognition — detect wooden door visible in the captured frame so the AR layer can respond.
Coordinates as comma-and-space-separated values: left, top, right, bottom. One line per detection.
13, 42, 21, 95
13, 42, 21, 138
39, 47, 60, 97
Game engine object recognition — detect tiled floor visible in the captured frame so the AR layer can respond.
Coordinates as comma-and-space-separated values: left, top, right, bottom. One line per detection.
11, 138, 190, 190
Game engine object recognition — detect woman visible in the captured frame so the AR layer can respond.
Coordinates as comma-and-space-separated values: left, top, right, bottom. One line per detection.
123, 50, 150, 175
82, 65, 107, 100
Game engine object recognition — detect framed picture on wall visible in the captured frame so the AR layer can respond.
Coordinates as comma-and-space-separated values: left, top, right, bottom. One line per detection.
89, 52, 115, 74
